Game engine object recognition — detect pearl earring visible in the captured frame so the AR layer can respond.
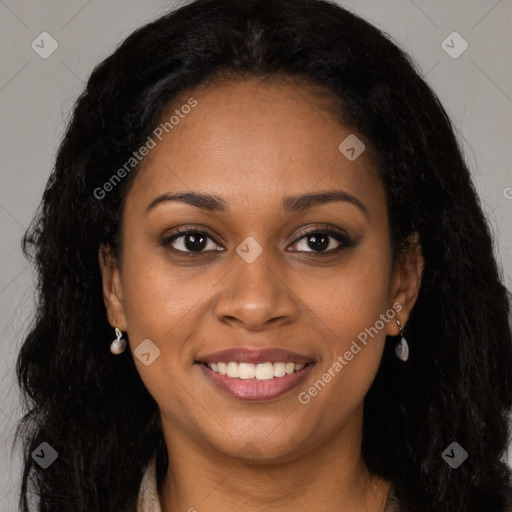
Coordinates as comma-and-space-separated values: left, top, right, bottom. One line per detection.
395, 319, 409, 362
110, 327, 127, 355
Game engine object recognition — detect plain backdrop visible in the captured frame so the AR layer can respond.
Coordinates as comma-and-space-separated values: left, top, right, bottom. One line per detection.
0, 0, 511, 509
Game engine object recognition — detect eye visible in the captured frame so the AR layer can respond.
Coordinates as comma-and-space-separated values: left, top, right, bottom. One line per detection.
162, 228, 224, 253
288, 225, 354, 254
162, 224, 354, 255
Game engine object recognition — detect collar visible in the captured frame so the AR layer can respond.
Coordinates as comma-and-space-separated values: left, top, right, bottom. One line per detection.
137, 454, 162, 512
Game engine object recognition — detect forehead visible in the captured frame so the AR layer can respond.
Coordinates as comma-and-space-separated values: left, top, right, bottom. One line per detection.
125, 78, 384, 218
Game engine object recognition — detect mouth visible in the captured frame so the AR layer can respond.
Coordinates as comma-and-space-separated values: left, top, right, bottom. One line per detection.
195, 358, 315, 401
195, 347, 316, 401
202, 361, 309, 379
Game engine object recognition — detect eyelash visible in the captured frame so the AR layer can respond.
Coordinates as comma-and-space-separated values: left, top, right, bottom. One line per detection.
161, 224, 354, 256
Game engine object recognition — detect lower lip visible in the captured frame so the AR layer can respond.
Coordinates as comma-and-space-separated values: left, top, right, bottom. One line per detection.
196, 362, 314, 401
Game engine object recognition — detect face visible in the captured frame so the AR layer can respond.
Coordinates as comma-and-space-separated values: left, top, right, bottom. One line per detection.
100, 78, 423, 463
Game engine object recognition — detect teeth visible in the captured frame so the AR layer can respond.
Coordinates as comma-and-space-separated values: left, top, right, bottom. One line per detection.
217, 362, 228, 376
227, 362, 238, 378
255, 362, 274, 380
273, 362, 286, 377
205, 361, 308, 380
238, 362, 256, 379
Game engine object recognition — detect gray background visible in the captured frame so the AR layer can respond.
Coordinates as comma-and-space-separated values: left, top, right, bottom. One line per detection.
1, 0, 511, 509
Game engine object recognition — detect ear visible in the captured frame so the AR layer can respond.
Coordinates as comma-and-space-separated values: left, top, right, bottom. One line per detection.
386, 232, 424, 336
98, 243, 127, 330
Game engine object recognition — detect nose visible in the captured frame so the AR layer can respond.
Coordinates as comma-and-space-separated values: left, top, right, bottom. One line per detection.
212, 247, 300, 331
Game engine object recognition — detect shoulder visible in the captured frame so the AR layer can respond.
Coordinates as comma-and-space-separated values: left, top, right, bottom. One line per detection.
137, 454, 162, 512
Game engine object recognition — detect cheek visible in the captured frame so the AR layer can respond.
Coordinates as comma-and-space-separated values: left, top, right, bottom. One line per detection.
117, 249, 200, 420
119, 241, 207, 342
296, 246, 393, 410
302, 247, 392, 346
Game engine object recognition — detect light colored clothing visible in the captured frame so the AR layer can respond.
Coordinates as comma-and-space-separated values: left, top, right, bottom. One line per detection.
137, 454, 162, 512
136, 453, 401, 511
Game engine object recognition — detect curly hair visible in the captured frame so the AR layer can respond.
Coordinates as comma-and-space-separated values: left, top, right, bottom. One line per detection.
15, 0, 512, 510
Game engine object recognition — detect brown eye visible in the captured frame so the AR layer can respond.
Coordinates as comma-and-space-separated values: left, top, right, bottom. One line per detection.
288, 226, 355, 254
162, 229, 223, 253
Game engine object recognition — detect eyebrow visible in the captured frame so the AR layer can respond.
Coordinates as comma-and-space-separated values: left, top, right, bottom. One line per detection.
145, 189, 368, 218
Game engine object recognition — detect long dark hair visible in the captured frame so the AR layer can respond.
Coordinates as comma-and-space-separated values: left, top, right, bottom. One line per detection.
16, 0, 512, 510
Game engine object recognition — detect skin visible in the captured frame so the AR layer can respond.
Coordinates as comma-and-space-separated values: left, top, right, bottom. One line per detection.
100, 78, 424, 512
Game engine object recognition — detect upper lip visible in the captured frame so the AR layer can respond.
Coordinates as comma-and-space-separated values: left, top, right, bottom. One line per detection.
195, 347, 314, 364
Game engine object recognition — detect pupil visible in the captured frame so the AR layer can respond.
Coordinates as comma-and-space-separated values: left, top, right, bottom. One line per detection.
185, 233, 207, 251
308, 233, 328, 251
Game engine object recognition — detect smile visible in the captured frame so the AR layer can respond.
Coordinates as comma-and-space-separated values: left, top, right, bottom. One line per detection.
197, 361, 314, 401
205, 361, 306, 380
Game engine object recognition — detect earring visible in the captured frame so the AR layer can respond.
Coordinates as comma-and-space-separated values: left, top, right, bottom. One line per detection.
395, 319, 409, 362
110, 327, 127, 355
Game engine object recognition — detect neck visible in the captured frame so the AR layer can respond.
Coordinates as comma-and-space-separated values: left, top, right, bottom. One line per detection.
158, 405, 391, 512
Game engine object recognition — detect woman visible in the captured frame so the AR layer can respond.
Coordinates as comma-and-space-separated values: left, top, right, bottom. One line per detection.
15, 0, 512, 511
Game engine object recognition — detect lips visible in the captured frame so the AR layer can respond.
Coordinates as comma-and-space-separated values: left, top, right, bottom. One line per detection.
195, 347, 315, 401
196, 347, 314, 365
